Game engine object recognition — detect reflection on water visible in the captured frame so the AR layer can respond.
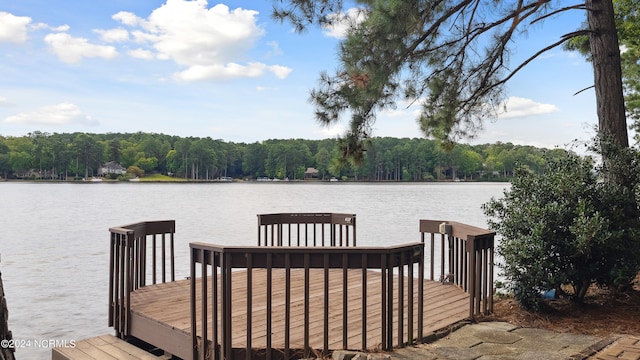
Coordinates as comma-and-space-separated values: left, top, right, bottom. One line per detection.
0, 181, 507, 359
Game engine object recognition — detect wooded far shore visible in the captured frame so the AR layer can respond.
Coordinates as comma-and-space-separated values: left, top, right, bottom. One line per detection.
0, 131, 572, 182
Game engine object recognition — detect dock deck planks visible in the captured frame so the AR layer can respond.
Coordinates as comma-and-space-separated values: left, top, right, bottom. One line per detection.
52, 334, 163, 360
128, 269, 469, 358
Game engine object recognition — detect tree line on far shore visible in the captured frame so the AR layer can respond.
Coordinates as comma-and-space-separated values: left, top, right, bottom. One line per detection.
0, 131, 572, 181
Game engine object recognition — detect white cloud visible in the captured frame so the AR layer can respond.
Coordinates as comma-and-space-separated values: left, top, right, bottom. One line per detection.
0, 12, 31, 43
44, 33, 118, 64
256, 86, 277, 91
3, 103, 98, 126
147, 2, 261, 65
268, 65, 293, 79
112, 11, 143, 27
95, 27, 129, 43
130, 29, 160, 44
174, 62, 268, 81
174, 63, 292, 81
265, 40, 282, 57
29, 22, 69, 32
315, 124, 346, 138
49, 24, 70, 32
128, 48, 155, 60
29, 22, 48, 31
0, 96, 13, 107
322, 7, 367, 39
497, 96, 559, 119
112, 0, 290, 81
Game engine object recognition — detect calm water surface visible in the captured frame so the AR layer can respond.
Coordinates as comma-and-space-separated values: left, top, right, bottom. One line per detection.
0, 182, 508, 359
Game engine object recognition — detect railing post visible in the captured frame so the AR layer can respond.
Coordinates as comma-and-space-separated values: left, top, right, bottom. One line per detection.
170, 231, 175, 282
117, 234, 125, 336
246, 253, 253, 360
386, 253, 394, 351
190, 247, 197, 360
324, 254, 330, 353
342, 252, 348, 349
284, 253, 291, 359
361, 253, 367, 350
418, 242, 424, 342
212, 252, 219, 360
152, 234, 157, 285
398, 251, 404, 346
380, 253, 387, 350
352, 215, 357, 247
125, 234, 133, 335
467, 235, 476, 320
407, 249, 413, 345
303, 253, 310, 357
266, 253, 272, 359
488, 244, 494, 313
201, 250, 208, 360
222, 252, 232, 360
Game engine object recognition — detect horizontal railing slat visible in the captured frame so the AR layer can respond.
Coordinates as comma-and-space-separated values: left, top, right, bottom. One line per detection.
191, 242, 422, 269
258, 213, 355, 225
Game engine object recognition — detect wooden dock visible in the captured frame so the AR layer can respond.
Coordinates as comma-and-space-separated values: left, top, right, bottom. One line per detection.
99, 216, 494, 360
127, 269, 469, 359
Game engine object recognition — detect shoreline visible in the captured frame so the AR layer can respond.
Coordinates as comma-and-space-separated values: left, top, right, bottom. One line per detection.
0, 178, 511, 184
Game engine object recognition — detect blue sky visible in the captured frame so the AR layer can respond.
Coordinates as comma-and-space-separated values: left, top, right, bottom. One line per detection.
0, 0, 624, 150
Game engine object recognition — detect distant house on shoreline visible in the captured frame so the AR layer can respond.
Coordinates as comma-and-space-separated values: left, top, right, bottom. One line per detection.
304, 167, 319, 179
98, 161, 126, 177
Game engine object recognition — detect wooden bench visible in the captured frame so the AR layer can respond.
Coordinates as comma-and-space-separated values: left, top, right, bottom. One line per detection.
52, 334, 165, 360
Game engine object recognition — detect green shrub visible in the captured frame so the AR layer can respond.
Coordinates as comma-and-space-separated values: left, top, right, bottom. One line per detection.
126, 165, 144, 178
483, 139, 640, 310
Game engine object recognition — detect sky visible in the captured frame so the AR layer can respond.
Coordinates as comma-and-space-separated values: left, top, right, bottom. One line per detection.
0, 0, 626, 150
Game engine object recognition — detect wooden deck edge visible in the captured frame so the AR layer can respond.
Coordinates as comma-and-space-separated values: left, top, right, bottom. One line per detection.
130, 312, 192, 360
128, 272, 473, 358
51, 334, 163, 360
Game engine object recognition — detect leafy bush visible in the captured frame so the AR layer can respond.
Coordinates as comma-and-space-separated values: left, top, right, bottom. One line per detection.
483, 139, 640, 310
126, 165, 145, 178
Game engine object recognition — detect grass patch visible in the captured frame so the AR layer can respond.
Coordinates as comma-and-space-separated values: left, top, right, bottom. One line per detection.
139, 174, 187, 182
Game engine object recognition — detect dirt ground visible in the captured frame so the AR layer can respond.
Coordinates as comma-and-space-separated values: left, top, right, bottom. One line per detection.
478, 273, 640, 338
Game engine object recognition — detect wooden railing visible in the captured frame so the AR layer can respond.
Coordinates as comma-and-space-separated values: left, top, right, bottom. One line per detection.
257, 213, 356, 246
420, 220, 495, 319
189, 242, 424, 360
106, 217, 494, 359
108, 220, 176, 338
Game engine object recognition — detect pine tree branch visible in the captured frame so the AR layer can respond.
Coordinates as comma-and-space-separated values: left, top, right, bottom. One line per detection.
484, 29, 595, 95
531, 3, 587, 25
574, 85, 595, 96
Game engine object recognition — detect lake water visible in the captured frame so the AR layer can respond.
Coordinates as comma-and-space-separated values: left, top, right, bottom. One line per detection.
0, 181, 508, 359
